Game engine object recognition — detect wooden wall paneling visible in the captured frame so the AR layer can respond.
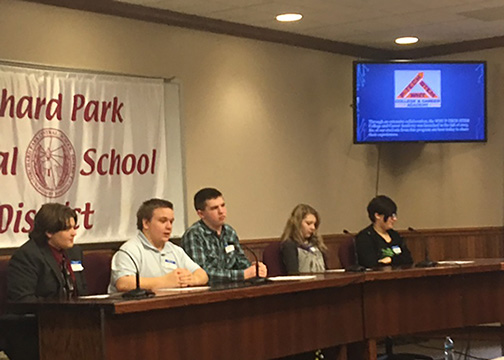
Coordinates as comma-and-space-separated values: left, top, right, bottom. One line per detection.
1, 227, 502, 270
401, 227, 504, 263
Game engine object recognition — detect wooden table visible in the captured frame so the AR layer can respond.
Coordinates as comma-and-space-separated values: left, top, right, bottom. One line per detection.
19, 259, 504, 360
361, 259, 504, 358
34, 274, 363, 360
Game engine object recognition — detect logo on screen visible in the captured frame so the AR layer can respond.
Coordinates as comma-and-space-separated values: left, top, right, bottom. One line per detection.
395, 71, 441, 108
25, 128, 76, 198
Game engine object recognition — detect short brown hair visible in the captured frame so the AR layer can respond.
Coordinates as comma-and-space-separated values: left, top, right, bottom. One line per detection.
29, 203, 77, 245
193, 188, 222, 211
136, 199, 173, 230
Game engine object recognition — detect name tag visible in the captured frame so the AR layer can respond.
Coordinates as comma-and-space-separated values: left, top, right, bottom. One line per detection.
225, 244, 235, 253
163, 259, 177, 270
70, 261, 84, 272
391, 246, 402, 255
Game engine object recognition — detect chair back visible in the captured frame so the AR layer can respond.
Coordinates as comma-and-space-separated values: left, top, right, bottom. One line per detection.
83, 251, 113, 295
0, 256, 9, 316
0, 256, 10, 351
262, 242, 286, 277
338, 237, 357, 269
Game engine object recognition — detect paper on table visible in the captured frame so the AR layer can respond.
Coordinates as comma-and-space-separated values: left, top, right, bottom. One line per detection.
267, 275, 316, 281
157, 286, 211, 292
437, 260, 475, 265
324, 269, 346, 273
79, 294, 111, 299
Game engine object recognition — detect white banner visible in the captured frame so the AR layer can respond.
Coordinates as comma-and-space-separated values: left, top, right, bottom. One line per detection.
0, 64, 181, 247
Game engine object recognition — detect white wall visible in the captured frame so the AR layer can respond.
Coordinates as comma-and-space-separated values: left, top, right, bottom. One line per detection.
0, 0, 502, 241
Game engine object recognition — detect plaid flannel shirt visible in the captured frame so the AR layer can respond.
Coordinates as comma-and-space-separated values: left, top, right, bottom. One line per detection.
181, 220, 251, 282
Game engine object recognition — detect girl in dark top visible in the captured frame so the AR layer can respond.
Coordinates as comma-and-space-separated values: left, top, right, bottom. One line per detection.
280, 204, 327, 274
355, 195, 413, 268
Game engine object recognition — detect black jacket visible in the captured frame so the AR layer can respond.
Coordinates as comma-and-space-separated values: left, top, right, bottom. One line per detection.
7, 238, 87, 303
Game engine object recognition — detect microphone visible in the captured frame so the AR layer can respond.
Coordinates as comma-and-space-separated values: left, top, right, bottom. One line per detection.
408, 227, 437, 268
240, 243, 268, 284
342, 230, 366, 272
117, 249, 155, 299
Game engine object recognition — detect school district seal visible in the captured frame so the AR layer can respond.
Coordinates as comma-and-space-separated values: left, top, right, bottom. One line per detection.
25, 128, 76, 198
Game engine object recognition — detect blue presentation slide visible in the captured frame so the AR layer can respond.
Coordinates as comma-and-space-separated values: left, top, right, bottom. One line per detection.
354, 62, 486, 143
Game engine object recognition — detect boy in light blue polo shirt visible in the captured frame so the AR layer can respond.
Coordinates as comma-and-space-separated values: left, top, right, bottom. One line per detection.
108, 199, 208, 293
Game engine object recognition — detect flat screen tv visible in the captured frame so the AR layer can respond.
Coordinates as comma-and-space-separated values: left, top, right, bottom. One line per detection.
353, 61, 487, 143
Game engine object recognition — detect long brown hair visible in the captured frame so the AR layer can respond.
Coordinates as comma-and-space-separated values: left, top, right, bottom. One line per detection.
280, 204, 326, 251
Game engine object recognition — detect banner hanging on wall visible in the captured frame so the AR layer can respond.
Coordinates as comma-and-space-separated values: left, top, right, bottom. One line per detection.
0, 64, 170, 247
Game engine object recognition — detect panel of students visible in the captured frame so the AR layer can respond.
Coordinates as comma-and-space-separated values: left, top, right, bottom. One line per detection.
4, 189, 412, 359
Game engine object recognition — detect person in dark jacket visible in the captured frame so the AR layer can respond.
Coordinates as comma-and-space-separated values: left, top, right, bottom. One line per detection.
355, 195, 413, 268
5, 203, 87, 360
280, 204, 327, 274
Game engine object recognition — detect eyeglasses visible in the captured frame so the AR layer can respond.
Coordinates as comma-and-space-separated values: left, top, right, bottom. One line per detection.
390, 213, 398, 220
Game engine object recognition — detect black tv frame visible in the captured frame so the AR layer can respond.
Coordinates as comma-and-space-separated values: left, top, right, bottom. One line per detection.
352, 60, 487, 144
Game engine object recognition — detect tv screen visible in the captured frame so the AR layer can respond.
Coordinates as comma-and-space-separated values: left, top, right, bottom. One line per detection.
353, 61, 486, 143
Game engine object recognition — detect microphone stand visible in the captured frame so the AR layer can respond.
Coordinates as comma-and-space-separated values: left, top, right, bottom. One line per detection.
241, 244, 268, 284
409, 227, 437, 268
117, 249, 156, 299
342, 230, 366, 272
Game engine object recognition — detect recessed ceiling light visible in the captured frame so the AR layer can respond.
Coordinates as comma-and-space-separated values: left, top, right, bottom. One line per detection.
395, 36, 419, 45
276, 13, 303, 22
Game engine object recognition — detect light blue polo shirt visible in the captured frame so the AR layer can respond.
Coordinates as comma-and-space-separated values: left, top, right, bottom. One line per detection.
108, 231, 201, 293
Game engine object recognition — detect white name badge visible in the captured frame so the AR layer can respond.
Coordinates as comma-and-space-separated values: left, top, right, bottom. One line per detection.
391, 246, 402, 255
163, 259, 177, 270
225, 244, 235, 254
70, 261, 84, 272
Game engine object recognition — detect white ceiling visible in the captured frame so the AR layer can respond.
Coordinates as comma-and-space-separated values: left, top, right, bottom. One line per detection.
114, 0, 504, 50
